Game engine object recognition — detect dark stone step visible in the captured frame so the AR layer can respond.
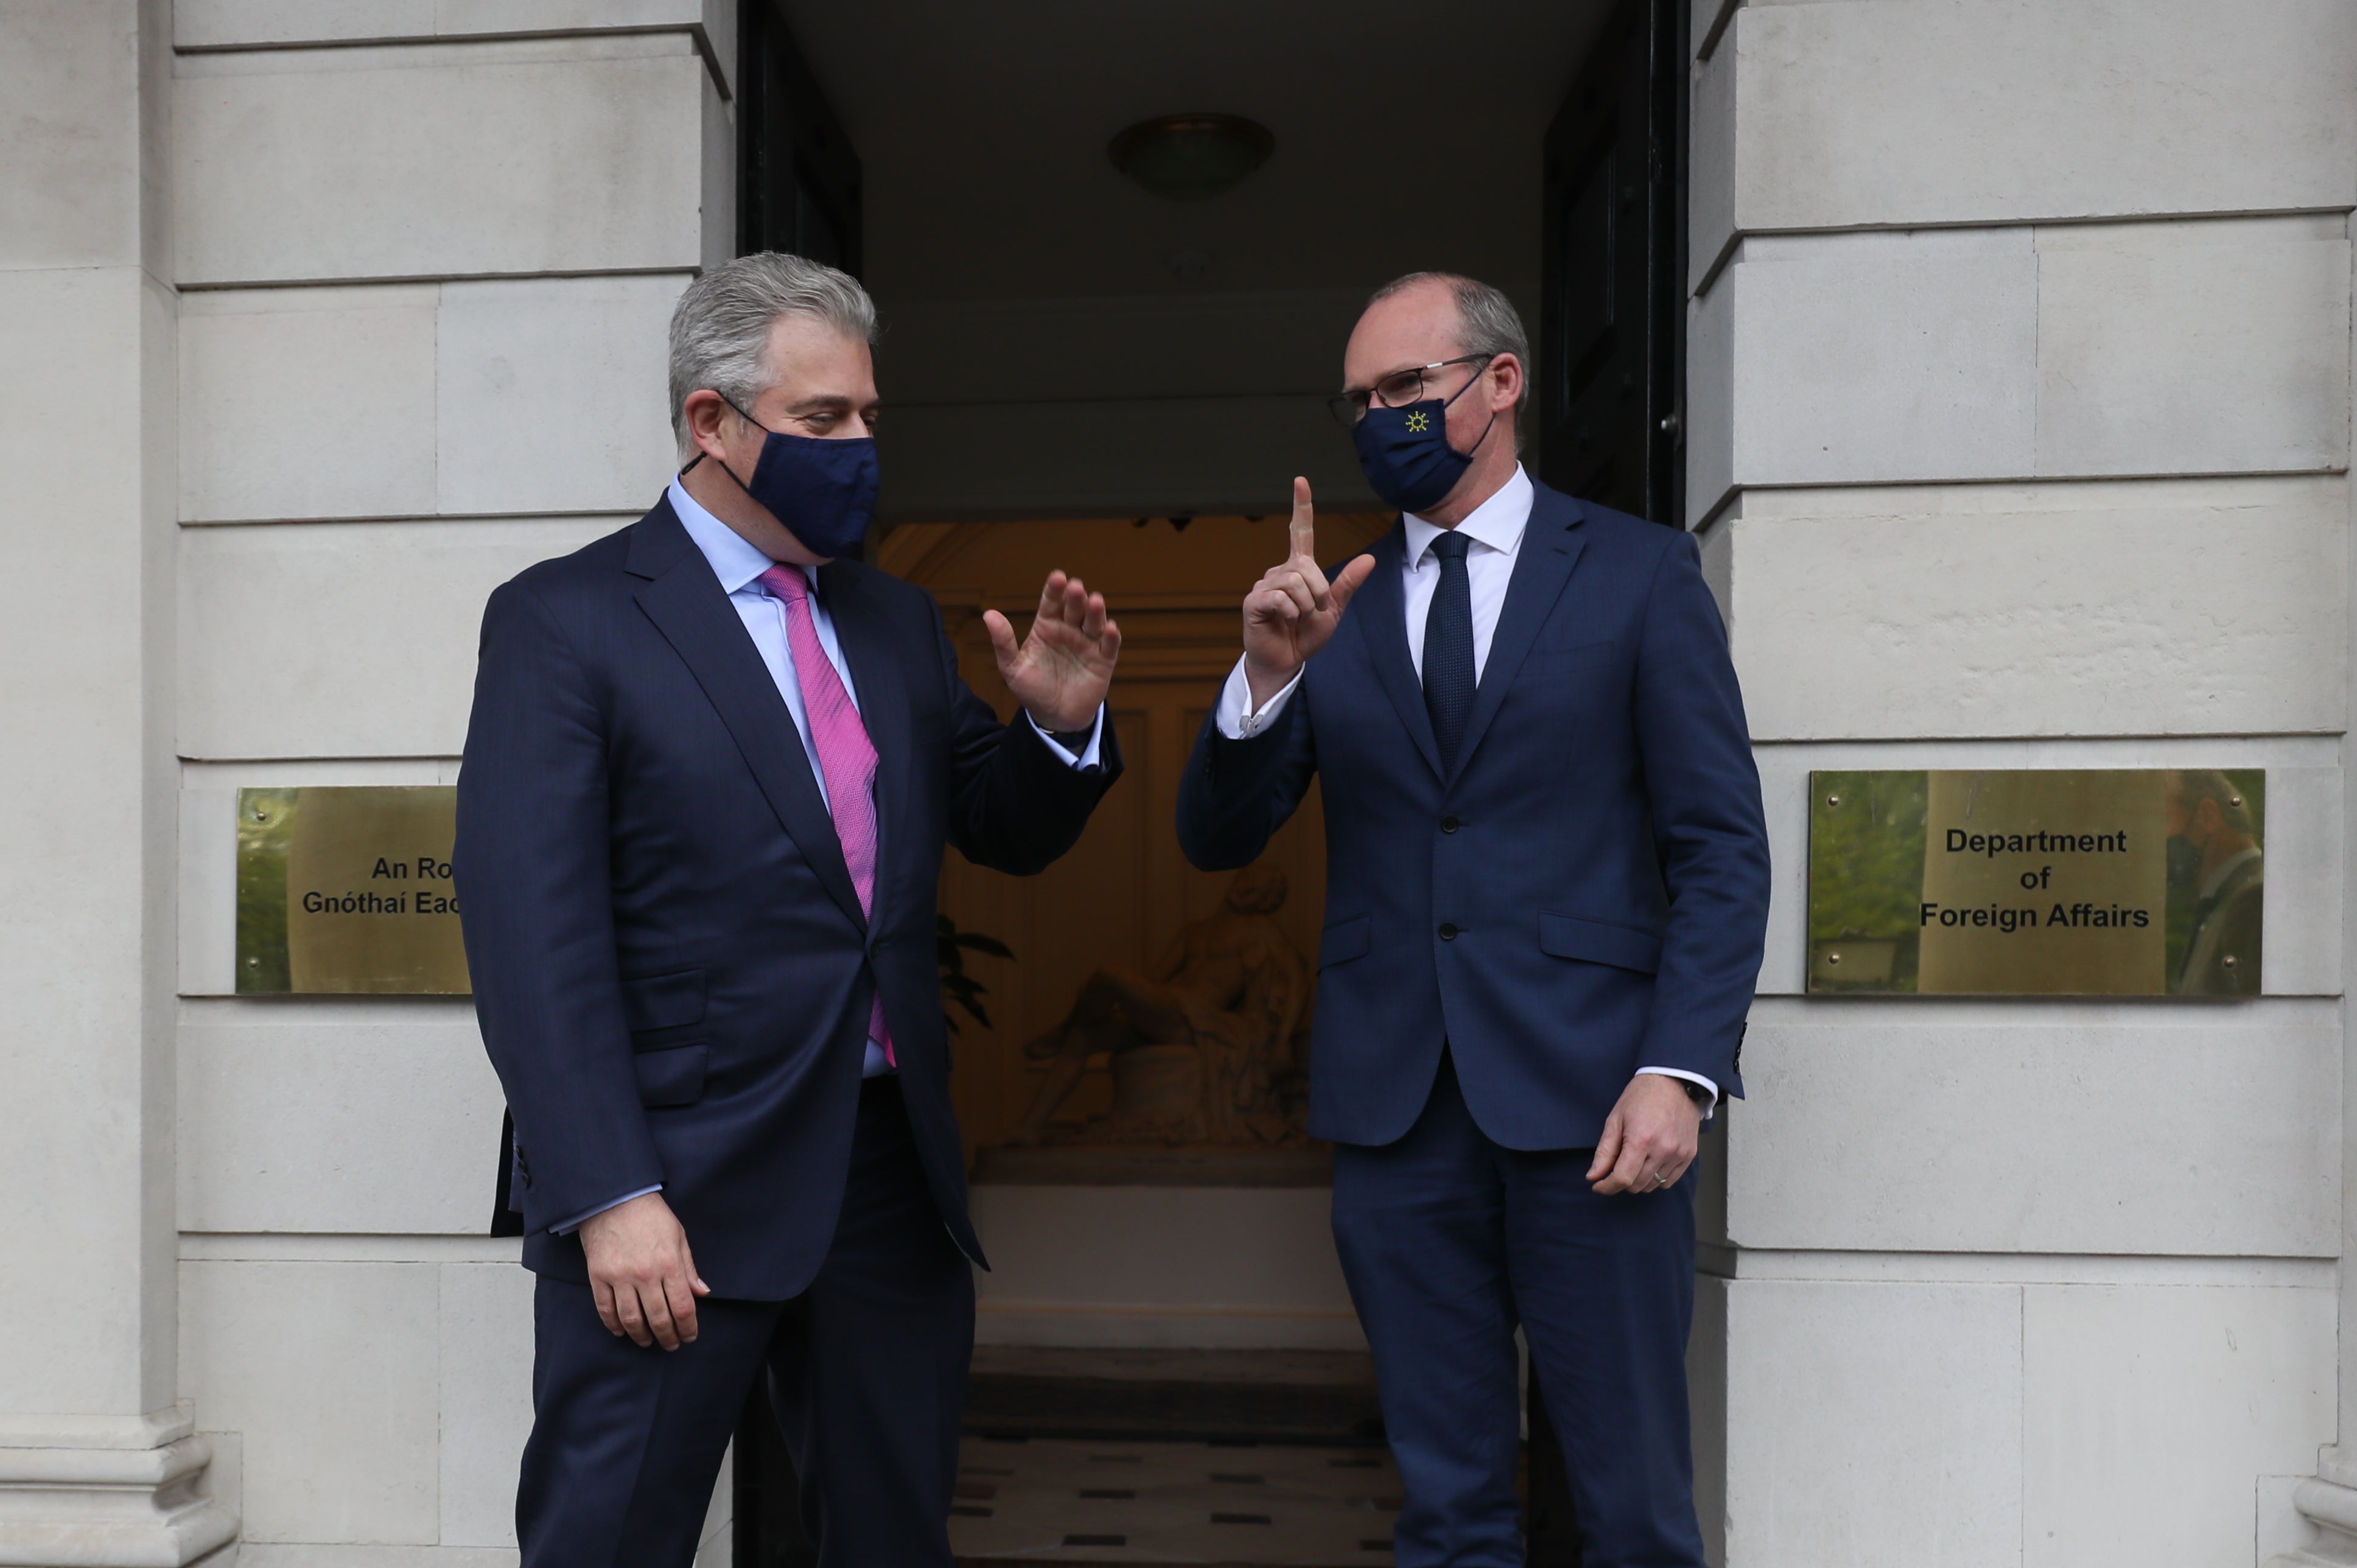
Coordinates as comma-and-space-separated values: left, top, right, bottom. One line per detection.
962, 1346, 1385, 1447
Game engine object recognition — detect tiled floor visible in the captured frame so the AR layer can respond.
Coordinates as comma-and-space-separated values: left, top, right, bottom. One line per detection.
949, 1436, 1401, 1565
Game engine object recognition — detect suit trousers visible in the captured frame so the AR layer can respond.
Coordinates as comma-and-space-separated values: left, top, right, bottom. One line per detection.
1331, 1052, 1704, 1568
516, 1075, 975, 1568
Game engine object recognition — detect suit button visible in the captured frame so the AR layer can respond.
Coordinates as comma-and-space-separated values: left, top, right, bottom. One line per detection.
1438, 922, 1459, 940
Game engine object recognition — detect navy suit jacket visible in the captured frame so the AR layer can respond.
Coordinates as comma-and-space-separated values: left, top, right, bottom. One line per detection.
1177, 483, 1767, 1149
455, 495, 1119, 1299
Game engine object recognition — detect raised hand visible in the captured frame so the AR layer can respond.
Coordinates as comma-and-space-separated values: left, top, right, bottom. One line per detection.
1242, 477, 1377, 709
985, 571, 1122, 735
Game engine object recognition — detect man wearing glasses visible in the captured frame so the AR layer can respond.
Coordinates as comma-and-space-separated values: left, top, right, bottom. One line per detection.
1178, 272, 1768, 1566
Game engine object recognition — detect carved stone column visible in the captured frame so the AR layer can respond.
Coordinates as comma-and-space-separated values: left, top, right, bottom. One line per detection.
0, 1, 236, 1561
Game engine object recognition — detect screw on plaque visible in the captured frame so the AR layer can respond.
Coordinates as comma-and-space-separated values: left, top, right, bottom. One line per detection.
1826, 794, 1841, 808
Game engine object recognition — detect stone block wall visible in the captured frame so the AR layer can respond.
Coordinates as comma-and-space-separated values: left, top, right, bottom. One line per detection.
1683, 3, 2357, 1566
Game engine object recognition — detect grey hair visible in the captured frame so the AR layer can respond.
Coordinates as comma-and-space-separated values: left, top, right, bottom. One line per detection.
1367, 271, 1532, 450
668, 252, 879, 455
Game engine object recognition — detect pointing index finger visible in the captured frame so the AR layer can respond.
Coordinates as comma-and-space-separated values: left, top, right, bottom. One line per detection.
1287, 476, 1315, 564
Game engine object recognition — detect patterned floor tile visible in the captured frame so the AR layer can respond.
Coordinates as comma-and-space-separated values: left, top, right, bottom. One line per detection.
950, 1438, 1399, 1565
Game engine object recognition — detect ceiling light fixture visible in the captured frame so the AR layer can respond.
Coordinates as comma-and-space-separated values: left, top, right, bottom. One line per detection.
1108, 114, 1275, 200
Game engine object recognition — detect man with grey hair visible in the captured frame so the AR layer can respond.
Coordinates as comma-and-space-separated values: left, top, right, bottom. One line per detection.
1180, 271, 1768, 1565
456, 251, 1125, 1566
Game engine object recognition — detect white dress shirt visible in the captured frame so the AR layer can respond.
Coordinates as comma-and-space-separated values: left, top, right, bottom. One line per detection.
549, 482, 1105, 1233
1211, 464, 1718, 1115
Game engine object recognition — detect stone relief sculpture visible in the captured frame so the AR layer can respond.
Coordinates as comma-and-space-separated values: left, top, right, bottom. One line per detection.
1008, 864, 1312, 1148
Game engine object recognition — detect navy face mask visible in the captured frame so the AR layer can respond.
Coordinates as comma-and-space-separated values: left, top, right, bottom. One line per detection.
1351, 366, 1497, 515
693, 396, 880, 559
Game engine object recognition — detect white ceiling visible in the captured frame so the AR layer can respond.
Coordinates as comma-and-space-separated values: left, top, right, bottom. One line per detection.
777, 0, 1616, 307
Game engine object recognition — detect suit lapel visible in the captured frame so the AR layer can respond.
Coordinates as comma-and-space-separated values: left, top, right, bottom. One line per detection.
1354, 523, 1446, 782
1453, 489, 1588, 777
815, 562, 911, 929
627, 505, 867, 933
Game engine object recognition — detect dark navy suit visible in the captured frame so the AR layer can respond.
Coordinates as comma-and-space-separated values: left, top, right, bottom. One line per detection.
1178, 481, 1767, 1565
456, 494, 1118, 1566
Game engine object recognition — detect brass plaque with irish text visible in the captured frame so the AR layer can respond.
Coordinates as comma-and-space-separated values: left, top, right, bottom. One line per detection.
236, 786, 469, 995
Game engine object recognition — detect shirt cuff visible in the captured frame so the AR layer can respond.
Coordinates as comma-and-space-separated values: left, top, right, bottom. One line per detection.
1214, 656, 1303, 739
1637, 1066, 1719, 1121
1026, 704, 1105, 768
550, 1184, 662, 1236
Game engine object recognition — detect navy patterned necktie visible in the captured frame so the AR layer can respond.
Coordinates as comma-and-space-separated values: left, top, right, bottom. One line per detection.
1422, 530, 1477, 770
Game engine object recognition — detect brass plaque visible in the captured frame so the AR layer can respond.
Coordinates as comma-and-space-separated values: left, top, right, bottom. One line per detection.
1807, 769, 2263, 996
236, 787, 470, 995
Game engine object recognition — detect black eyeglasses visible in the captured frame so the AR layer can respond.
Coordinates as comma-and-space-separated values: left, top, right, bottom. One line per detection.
1328, 354, 1494, 426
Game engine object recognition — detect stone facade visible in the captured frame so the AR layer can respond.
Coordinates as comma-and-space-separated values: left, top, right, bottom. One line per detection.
0, 1, 2350, 1564
1689, 4, 2355, 1566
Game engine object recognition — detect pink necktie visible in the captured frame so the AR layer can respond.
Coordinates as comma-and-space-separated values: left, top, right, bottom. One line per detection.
758, 565, 895, 1069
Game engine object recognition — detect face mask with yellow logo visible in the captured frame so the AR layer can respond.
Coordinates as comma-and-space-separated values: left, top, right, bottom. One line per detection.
1349, 371, 1497, 515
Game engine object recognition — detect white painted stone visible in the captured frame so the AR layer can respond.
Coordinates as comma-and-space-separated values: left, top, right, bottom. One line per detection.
178, 517, 620, 761
884, 394, 1376, 523
1723, 1279, 2022, 1568
1688, 1274, 1729, 1567
178, 788, 240, 998
2258, 765, 2345, 998
175, 0, 719, 52
1727, 1010, 2341, 1257
173, 37, 707, 285
180, 1261, 441, 1543
0, 261, 180, 1420
1683, 267, 1737, 522
2264, 1473, 2324, 1566
1718, 234, 2040, 499
179, 1008, 502, 1236
971, 1186, 1363, 1351
1703, 0, 2357, 279
1751, 746, 2344, 998
2023, 1284, 2336, 1568
434, 275, 686, 517
0, 1411, 240, 1568
1715, 478, 2350, 740
177, 0, 435, 49
1698, 222, 2353, 515
436, 1264, 534, 1549
237, 1547, 519, 1566
2036, 226, 2352, 478
696, 1443, 731, 1566
1687, 23, 1738, 285
0, 1, 143, 269
699, 52, 735, 270
1751, 752, 1808, 996
180, 287, 440, 523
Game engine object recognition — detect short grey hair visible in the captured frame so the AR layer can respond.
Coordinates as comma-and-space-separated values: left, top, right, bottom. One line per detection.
1367, 271, 1532, 450
668, 252, 878, 455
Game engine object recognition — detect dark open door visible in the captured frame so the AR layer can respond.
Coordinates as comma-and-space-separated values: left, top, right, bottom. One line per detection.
739, 0, 863, 274
1535, 0, 1689, 527
732, 23, 863, 1564
1527, 15, 1690, 1561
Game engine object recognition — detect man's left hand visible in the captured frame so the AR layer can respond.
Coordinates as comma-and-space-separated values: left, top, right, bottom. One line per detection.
1587, 1074, 1702, 1195
986, 570, 1122, 734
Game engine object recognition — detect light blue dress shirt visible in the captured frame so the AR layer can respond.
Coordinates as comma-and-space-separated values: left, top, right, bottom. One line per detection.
549, 481, 1104, 1234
